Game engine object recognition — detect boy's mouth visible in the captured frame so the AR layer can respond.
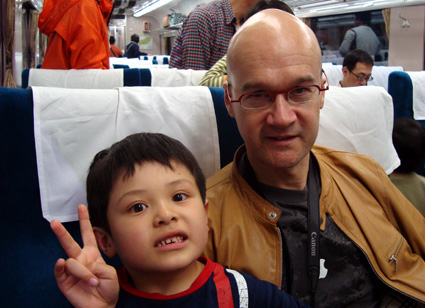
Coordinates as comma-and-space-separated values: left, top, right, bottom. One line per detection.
156, 235, 186, 247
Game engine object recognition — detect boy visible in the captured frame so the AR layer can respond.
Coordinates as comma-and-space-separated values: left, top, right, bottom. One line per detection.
51, 133, 309, 307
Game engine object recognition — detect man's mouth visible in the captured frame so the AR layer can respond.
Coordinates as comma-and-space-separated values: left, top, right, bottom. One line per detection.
156, 235, 185, 247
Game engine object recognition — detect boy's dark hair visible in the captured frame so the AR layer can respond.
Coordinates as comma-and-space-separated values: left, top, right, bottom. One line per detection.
244, 0, 294, 23
343, 49, 374, 71
109, 36, 116, 45
130, 33, 140, 43
87, 133, 206, 234
393, 118, 425, 173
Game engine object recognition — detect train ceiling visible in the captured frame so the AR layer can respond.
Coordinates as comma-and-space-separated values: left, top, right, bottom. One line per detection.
27, 0, 425, 19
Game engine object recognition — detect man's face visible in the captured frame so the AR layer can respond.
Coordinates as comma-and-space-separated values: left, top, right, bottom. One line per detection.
341, 62, 373, 87
225, 19, 325, 186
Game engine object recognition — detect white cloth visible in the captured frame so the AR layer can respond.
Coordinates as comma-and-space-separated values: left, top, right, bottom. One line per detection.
151, 68, 208, 87
407, 71, 425, 120
322, 64, 343, 87
323, 64, 404, 91
317, 85, 400, 175
28, 69, 123, 89
368, 66, 404, 91
33, 86, 220, 222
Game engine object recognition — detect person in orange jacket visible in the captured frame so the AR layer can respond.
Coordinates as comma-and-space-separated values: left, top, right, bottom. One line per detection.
38, 0, 113, 69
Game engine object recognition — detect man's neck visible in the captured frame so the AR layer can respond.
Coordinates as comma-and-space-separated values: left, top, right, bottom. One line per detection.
250, 154, 310, 191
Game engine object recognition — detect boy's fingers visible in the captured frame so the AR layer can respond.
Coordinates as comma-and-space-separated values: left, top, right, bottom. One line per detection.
51, 220, 82, 258
78, 204, 98, 249
64, 258, 99, 287
53, 258, 68, 284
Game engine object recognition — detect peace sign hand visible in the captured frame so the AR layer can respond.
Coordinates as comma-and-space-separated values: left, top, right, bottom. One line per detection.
51, 204, 119, 308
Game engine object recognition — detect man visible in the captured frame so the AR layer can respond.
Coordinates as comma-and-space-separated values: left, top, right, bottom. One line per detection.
109, 36, 123, 58
124, 34, 147, 59
205, 9, 425, 308
339, 11, 380, 58
38, 0, 113, 69
339, 49, 374, 87
169, 0, 259, 70
391, 118, 425, 216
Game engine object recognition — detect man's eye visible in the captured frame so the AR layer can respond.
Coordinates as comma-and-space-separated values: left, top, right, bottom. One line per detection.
173, 193, 187, 202
131, 203, 147, 213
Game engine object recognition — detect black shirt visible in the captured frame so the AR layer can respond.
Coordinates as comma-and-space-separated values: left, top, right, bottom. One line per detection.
237, 151, 383, 308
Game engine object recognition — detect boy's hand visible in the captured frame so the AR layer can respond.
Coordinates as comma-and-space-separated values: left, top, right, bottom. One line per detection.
51, 204, 119, 308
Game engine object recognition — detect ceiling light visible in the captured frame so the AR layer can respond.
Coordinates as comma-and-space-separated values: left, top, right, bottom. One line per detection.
298, 0, 340, 9
314, 3, 349, 11
133, 0, 173, 17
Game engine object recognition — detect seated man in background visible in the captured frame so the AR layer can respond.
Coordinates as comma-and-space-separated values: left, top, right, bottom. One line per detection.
124, 34, 147, 59
339, 49, 374, 87
391, 118, 425, 217
205, 9, 425, 307
38, 0, 113, 69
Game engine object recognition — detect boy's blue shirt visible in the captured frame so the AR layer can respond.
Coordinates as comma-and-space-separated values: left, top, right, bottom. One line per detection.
116, 257, 310, 308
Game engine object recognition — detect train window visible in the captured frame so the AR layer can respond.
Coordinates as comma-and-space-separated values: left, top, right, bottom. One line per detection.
309, 9, 388, 65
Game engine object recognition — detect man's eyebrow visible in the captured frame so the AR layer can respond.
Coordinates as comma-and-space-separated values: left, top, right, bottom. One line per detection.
239, 77, 318, 92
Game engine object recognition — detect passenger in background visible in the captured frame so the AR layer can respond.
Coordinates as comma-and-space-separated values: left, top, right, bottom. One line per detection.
169, 0, 259, 70
38, 0, 113, 69
109, 36, 123, 58
339, 11, 380, 58
124, 34, 147, 59
199, 0, 294, 87
391, 118, 425, 217
338, 49, 374, 87
205, 9, 425, 307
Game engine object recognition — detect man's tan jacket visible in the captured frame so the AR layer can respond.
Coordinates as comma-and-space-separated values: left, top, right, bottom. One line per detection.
205, 145, 425, 303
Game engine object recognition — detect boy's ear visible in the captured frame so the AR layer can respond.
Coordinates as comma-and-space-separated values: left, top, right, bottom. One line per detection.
93, 227, 117, 258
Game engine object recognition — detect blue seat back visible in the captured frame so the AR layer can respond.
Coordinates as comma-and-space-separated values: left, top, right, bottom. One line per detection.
0, 86, 242, 307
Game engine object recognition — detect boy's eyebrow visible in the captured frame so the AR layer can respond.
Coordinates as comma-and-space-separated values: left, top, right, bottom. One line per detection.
116, 179, 196, 203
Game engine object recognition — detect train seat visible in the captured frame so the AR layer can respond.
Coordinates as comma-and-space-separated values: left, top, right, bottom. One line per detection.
0, 84, 398, 307
22, 68, 207, 88
21, 68, 142, 89
388, 70, 425, 126
322, 64, 404, 91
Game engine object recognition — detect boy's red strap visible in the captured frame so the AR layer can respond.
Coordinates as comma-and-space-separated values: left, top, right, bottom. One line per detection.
213, 263, 234, 308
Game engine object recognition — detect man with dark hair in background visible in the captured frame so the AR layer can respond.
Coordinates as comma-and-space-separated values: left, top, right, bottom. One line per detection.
339, 11, 380, 58
124, 34, 147, 59
339, 49, 374, 87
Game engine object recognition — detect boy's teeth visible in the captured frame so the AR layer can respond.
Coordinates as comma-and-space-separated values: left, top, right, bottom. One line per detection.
157, 236, 184, 247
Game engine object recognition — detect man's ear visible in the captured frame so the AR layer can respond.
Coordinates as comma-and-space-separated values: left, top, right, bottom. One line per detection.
93, 227, 117, 258
223, 82, 235, 118
342, 66, 349, 77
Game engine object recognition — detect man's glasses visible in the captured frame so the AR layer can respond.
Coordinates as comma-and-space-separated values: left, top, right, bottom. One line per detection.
349, 70, 374, 82
229, 75, 329, 110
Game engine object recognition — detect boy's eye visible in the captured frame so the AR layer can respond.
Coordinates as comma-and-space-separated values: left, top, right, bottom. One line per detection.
131, 203, 148, 213
173, 193, 187, 202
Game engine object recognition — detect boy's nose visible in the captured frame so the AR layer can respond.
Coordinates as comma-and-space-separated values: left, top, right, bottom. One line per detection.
153, 203, 177, 226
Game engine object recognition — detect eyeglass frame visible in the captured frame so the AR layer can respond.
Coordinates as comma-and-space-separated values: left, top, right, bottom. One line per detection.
228, 71, 330, 110
349, 70, 374, 82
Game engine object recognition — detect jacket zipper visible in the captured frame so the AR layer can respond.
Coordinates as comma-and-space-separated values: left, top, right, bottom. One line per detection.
389, 236, 402, 272
329, 216, 424, 304
277, 227, 284, 290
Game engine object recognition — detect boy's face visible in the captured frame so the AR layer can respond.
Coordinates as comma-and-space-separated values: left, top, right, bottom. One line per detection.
99, 161, 208, 281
